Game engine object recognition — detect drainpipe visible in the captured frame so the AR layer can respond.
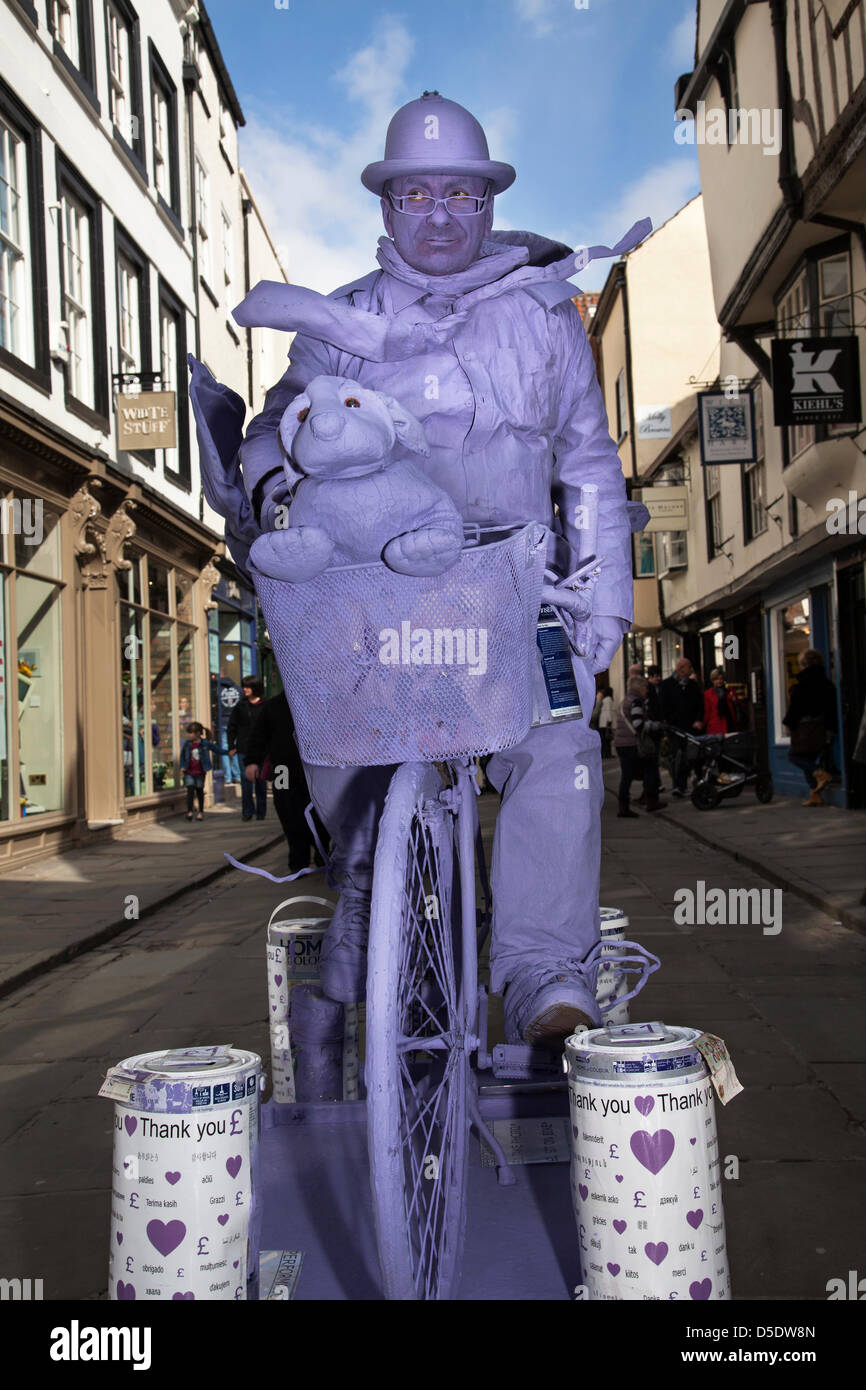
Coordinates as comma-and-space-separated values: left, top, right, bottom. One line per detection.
183, 45, 201, 362
242, 195, 254, 406
619, 265, 638, 482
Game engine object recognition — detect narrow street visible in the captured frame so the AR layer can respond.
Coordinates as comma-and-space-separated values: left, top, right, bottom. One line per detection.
1, 789, 863, 1301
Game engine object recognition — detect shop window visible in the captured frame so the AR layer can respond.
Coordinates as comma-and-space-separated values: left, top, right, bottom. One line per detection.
772, 596, 812, 742
118, 554, 198, 799
0, 114, 34, 367
657, 531, 688, 574
633, 530, 655, 577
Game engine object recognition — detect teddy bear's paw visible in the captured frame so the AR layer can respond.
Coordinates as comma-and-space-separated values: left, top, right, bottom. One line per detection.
250, 527, 333, 582
384, 526, 463, 578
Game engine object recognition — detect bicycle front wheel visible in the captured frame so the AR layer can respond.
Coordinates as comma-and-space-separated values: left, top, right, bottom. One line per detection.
366, 761, 470, 1301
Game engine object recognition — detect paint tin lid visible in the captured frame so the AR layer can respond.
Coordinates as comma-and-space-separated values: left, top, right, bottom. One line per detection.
112, 1048, 262, 1113
599, 906, 628, 925
563, 1022, 706, 1081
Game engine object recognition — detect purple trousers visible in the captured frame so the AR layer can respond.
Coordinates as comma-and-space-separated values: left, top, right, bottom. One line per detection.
302, 656, 602, 993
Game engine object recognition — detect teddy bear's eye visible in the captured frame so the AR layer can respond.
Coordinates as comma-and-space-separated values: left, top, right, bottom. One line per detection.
344, 397, 361, 408
297, 407, 309, 421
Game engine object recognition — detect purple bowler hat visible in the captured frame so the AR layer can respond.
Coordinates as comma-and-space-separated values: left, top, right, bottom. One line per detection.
361, 91, 516, 196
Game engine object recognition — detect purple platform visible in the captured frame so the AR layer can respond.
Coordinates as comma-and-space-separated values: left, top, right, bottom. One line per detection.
259, 1088, 580, 1300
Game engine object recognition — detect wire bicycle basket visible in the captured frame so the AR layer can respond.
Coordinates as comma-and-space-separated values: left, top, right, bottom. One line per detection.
250, 523, 548, 767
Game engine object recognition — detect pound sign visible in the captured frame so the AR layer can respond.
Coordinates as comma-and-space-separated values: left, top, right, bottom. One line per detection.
633, 1190, 647, 1208
197, 1236, 209, 1256
609, 1144, 619, 1159
125, 1256, 134, 1273
129, 1192, 139, 1209
578, 1223, 588, 1252
234, 1285, 244, 1300
229, 1109, 243, 1136
235, 1190, 244, 1206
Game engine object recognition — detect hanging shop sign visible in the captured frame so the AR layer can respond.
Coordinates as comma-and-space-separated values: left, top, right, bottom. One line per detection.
637, 405, 672, 440
117, 392, 177, 450
697, 389, 757, 465
633, 486, 689, 532
770, 336, 861, 426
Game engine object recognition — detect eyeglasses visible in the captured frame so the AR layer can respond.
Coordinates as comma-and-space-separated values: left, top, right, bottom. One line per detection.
386, 187, 490, 216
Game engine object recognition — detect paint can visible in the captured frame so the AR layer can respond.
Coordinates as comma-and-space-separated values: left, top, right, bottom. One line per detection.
105, 1045, 262, 1301
564, 1021, 731, 1301
596, 907, 630, 1024
266, 896, 332, 1103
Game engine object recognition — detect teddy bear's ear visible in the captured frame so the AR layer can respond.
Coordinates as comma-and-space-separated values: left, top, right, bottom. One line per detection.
378, 393, 430, 457
279, 392, 311, 460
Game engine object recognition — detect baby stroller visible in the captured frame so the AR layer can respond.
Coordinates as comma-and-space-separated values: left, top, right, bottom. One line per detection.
664, 726, 774, 810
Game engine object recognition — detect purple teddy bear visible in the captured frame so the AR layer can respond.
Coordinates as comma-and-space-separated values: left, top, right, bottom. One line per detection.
249, 375, 464, 582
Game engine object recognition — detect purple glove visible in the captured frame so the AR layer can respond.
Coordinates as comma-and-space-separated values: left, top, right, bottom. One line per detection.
590, 615, 629, 676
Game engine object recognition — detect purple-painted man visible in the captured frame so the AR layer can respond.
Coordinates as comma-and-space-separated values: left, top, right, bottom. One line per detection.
231, 93, 645, 1047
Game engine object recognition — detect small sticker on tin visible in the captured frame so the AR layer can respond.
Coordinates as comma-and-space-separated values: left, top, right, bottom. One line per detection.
191, 1086, 212, 1106
213, 1083, 230, 1104
246, 1075, 256, 1095
694, 1032, 743, 1105
232, 1079, 246, 1100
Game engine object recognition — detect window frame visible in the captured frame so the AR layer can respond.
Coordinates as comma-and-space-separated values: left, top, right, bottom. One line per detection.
704, 462, 723, 562
194, 154, 212, 290
775, 233, 855, 463
48, 0, 99, 109
741, 384, 767, 544
55, 152, 108, 427
615, 368, 628, 443
148, 40, 181, 227
0, 81, 50, 392
103, 0, 146, 178
156, 277, 190, 490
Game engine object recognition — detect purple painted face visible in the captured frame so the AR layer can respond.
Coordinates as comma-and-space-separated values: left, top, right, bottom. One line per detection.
381, 173, 494, 276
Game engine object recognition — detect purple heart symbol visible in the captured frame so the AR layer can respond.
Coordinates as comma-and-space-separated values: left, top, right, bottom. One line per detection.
606, 1262, 620, 1277
690, 1137, 697, 1146
645, 1241, 668, 1266
116, 1232, 123, 1246
274, 974, 282, 986
687, 1209, 703, 1230
226, 1155, 242, 1180
271, 1004, 277, 1011
690, 1278, 712, 1300
613, 1219, 627, 1234
116, 1280, 136, 1300
165, 1171, 181, 1186
578, 1183, 588, 1201
615, 1174, 623, 1183
233, 1260, 239, 1269
572, 1125, 578, 1138
630, 1129, 675, 1175
217, 1214, 229, 1226
124, 1115, 137, 1136
146, 1218, 186, 1257
634, 1095, 655, 1117
172, 1291, 195, 1300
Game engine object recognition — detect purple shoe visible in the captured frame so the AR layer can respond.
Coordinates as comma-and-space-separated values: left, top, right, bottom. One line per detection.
503, 961, 602, 1049
318, 886, 371, 1004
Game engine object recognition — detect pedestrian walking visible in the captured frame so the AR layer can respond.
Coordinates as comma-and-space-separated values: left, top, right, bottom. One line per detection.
180, 722, 218, 821
645, 665, 663, 720
703, 668, 741, 735
244, 693, 329, 872
659, 658, 704, 796
783, 648, 838, 806
597, 686, 615, 758
613, 675, 667, 817
227, 676, 267, 820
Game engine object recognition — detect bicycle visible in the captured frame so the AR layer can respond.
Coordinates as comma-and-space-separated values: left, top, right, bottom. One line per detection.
248, 497, 659, 1300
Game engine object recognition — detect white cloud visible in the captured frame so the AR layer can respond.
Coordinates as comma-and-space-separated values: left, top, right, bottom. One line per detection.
668, 8, 697, 70
513, 0, 556, 36
237, 16, 415, 294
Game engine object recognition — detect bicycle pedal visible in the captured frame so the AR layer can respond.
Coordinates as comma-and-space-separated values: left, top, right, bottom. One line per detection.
490, 1043, 565, 1081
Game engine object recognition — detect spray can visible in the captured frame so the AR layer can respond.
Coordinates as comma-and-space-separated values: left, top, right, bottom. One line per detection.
104, 1045, 262, 1301
564, 1021, 731, 1301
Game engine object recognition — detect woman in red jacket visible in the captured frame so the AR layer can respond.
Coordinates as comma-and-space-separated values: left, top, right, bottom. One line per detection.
704, 668, 740, 735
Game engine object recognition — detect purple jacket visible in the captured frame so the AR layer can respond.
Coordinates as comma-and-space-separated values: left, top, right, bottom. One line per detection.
238, 227, 647, 625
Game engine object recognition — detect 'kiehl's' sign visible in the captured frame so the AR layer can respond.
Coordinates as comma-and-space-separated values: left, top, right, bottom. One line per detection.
771, 336, 861, 426
117, 391, 177, 450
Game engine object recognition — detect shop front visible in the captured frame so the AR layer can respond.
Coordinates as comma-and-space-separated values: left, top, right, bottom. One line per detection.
763, 563, 844, 806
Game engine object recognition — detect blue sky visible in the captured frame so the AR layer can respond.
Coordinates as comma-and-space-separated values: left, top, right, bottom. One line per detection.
205, 0, 700, 291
